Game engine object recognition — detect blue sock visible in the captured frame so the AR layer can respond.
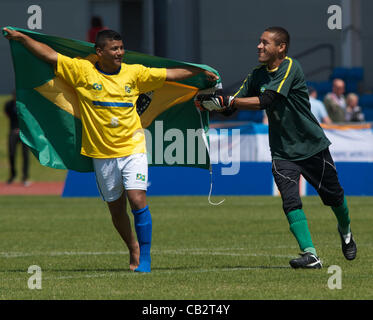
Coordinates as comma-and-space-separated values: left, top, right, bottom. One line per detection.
132, 205, 152, 273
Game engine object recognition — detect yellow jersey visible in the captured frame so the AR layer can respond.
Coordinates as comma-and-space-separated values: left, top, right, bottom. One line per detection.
55, 53, 167, 158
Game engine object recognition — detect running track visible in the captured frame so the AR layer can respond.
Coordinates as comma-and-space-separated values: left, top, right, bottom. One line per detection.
0, 182, 64, 195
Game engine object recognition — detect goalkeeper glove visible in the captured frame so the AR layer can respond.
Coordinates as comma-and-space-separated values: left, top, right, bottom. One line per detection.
194, 93, 235, 112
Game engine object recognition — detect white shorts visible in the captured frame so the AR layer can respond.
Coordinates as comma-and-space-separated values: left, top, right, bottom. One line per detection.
93, 153, 148, 202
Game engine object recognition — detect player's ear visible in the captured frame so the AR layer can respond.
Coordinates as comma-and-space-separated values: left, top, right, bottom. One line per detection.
96, 46, 103, 57
278, 42, 286, 55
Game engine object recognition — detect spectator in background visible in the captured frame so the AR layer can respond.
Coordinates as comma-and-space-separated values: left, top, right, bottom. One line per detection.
308, 86, 332, 124
87, 16, 107, 43
3, 91, 30, 185
324, 78, 346, 123
345, 93, 365, 122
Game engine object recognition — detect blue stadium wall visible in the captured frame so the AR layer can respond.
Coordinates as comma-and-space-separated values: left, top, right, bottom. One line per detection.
62, 162, 373, 197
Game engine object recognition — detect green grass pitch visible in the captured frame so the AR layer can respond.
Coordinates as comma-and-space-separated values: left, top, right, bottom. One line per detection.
0, 195, 372, 300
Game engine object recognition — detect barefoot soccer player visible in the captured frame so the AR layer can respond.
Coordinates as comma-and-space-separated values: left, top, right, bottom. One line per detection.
195, 26, 357, 269
4, 27, 218, 273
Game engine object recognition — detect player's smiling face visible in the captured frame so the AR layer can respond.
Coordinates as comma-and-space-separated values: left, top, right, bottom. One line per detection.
257, 31, 281, 64
96, 39, 125, 72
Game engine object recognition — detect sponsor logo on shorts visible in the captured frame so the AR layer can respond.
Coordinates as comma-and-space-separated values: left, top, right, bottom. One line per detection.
110, 117, 119, 127
136, 173, 146, 181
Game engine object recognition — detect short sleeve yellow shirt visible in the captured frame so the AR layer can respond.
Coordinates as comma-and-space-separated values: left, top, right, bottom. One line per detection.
55, 53, 167, 158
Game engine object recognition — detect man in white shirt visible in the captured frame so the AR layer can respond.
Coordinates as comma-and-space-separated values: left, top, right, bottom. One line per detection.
308, 87, 332, 124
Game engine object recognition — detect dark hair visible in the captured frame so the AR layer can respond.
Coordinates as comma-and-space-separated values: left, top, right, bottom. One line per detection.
91, 16, 103, 28
265, 26, 290, 54
95, 29, 122, 49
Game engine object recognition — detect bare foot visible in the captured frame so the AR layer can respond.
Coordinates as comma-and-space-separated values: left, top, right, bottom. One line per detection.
129, 242, 140, 271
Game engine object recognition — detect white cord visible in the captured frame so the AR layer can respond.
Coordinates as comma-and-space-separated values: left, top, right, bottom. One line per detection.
196, 97, 225, 206
208, 166, 225, 206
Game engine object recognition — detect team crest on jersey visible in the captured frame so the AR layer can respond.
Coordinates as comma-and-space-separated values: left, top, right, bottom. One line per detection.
260, 86, 266, 93
136, 173, 146, 181
93, 83, 102, 90
125, 85, 132, 93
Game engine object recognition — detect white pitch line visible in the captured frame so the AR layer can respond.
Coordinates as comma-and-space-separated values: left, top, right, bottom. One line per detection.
0, 251, 128, 258
159, 250, 295, 259
0, 248, 296, 259
6, 242, 364, 259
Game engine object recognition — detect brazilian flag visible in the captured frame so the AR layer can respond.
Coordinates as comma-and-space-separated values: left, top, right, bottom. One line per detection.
4, 27, 218, 172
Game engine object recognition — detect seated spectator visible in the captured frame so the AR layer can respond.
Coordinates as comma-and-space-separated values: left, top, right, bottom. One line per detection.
345, 93, 365, 122
308, 86, 332, 124
324, 78, 346, 123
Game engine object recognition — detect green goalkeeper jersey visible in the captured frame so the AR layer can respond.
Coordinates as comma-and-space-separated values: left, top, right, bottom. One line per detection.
234, 56, 331, 161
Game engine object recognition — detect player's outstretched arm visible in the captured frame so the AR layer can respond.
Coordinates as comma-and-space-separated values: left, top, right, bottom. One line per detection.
194, 90, 279, 113
3, 27, 57, 67
235, 90, 281, 111
195, 93, 261, 113
166, 66, 218, 82
232, 97, 261, 110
